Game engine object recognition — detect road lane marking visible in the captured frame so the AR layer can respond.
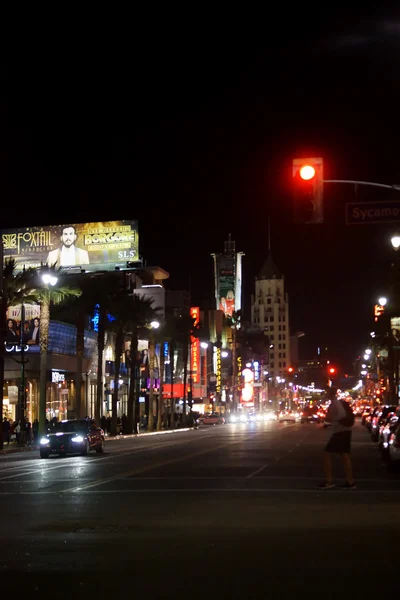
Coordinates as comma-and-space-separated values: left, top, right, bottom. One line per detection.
246, 465, 268, 478
0, 434, 217, 479
1, 487, 400, 495
61, 430, 278, 493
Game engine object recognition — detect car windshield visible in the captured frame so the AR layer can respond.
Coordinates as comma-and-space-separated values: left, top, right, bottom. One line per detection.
49, 420, 89, 434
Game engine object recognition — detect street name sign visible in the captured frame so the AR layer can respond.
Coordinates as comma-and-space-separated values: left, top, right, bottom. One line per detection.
346, 201, 400, 225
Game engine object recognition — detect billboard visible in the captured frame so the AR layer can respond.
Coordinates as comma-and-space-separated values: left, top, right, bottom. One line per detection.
5, 303, 41, 353
217, 255, 235, 317
1, 220, 139, 272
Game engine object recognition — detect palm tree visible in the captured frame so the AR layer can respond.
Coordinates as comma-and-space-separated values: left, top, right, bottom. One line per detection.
0, 259, 39, 449
34, 268, 81, 437
109, 294, 158, 435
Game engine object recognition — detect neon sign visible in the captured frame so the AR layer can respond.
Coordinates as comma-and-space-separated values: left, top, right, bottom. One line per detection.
190, 307, 200, 384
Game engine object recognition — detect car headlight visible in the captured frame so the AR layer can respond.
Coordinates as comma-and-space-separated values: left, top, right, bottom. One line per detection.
40, 437, 50, 445
71, 435, 84, 443
240, 415, 247, 423
231, 415, 237, 423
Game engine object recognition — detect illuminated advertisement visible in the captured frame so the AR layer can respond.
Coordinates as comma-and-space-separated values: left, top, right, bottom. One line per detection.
5, 303, 41, 353
241, 368, 254, 404
190, 307, 200, 384
1, 220, 139, 272
217, 255, 235, 317
216, 347, 222, 393
391, 317, 400, 346
237, 356, 242, 389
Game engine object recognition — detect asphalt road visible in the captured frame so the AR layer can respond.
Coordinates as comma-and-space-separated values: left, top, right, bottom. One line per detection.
1, 419, 400, 598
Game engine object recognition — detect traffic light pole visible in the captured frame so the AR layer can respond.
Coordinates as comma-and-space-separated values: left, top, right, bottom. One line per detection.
324, 180, 400, 191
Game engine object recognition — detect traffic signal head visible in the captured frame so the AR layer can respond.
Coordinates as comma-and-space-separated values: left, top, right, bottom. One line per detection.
288, 367, 294, 373
328, 366, 336, 375
292, 157, 324, 224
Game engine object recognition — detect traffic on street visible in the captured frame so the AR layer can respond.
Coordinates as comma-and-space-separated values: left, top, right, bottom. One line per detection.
1, 417, 399, 595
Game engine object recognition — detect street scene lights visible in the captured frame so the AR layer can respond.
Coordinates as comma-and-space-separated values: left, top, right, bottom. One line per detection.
41, 273, 58, 286
150, 320, 160, 329
391, 235, 400, 250
378, 297, 387, 307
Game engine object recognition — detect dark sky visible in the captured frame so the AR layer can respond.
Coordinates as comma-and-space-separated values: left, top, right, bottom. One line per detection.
4, 11, 400, 370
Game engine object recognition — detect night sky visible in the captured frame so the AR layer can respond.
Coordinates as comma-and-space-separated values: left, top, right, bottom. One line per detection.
4, 11, 400, 371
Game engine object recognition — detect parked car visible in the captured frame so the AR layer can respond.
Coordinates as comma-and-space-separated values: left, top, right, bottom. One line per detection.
370, 406, 397, 442
40, 419, 105, 458
378, 411, 400, 459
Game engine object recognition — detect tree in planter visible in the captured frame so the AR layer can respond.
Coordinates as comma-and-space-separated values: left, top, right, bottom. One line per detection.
0, 259, 40, 449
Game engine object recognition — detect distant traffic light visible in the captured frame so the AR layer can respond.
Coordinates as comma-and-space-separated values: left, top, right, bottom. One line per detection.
292, 157, 324, 224
328, 366, 336, 375
288, 367, 294, 373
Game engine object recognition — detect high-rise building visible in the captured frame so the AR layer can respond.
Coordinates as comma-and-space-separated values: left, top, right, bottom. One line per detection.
251, 254, 290, 378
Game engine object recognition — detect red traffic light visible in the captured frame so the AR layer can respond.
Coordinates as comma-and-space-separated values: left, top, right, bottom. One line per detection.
328, 367, 336, 375
292, 157, 324, 224
299, 165, 315, 180
288, 367, 294, 373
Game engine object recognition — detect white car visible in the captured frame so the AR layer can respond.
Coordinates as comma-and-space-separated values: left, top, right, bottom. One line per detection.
278, 410, 300, 422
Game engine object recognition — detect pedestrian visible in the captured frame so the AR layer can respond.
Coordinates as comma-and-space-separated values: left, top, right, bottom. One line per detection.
100, 415, 107, 433
106, 415, 112, 434
15, 421, 21, 444
319, 388, 355, 489
32, 419, 39, 443
2, 418, 10, 445
122, 413, 128, 434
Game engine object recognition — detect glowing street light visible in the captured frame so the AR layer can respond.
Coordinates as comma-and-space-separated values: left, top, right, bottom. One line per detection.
378, 297, 387, 307
391, 235, 400, 250
200, 341, 209, 349
150, 320, 160, 329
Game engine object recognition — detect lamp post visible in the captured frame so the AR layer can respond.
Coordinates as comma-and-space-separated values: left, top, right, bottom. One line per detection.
147, 320, 159, 431
39, 271, 58, 438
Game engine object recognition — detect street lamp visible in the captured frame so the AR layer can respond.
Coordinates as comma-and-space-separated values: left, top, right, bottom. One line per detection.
378, 297, 387, 307
391, 235, 400, 250
39, 270, 58, 438
150, 320, 160, 329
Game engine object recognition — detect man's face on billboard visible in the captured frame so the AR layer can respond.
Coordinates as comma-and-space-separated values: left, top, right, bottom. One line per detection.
61, 227, 77, 247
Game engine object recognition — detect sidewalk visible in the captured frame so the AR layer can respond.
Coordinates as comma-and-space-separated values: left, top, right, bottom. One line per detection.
0, 426, 196, 455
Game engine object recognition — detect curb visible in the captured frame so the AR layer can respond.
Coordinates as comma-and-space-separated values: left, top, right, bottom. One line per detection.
105, 427, 195, 441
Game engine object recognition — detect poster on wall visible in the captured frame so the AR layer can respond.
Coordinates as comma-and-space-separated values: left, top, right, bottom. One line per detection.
5, 303, 41, 352
217, 255, 235, 317
1, 220, 139, 272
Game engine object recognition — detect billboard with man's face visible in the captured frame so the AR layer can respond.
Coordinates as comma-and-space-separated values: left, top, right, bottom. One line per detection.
1, 220, 139, 272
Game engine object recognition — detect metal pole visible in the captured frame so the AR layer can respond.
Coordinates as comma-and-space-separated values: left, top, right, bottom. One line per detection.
19, 303, 26, 444
324, 179, 400, 191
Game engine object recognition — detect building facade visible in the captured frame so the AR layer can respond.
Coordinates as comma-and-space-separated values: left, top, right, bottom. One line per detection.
251, 255, 290, 379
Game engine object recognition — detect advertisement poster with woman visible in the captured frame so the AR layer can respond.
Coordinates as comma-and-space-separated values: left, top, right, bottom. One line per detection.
5, 304, 41, 351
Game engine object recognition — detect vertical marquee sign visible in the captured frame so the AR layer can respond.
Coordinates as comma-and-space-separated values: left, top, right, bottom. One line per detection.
190, 307, 200, 384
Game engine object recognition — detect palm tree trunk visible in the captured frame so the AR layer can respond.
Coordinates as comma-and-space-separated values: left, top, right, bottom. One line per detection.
182, 337, 189, 427
157, 344, 165, 431
111, 328, 123, 436
170, 341, 175, 429
75, 314, 85, 419
148, 337, 155, 431
95, 307, 106, 424
127, 330, 138, 434
39, 298, 50, 438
